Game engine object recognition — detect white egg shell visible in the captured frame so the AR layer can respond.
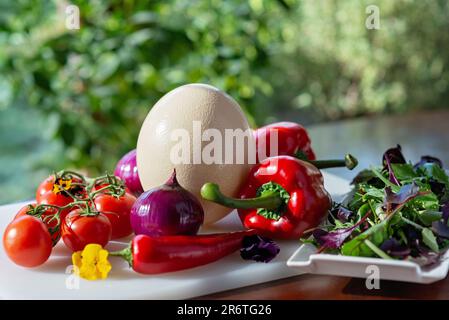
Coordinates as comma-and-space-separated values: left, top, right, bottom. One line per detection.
136, 83, 254, 224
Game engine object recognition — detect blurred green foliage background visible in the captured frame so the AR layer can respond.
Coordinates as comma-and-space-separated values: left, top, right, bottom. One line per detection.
1, 0, 449, 203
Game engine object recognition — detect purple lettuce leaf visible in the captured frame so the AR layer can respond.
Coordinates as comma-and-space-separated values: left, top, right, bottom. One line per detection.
409, 239, 442, 267
429, 179, 446, 198
240, 235, 280, 263
404, 225, 420, 243
414, 155, 443, 170
432, 220, 449, 239
336, 207, 353, 222
430, 203, 449, 238
382, 145, 406, 186
380, 238, 411, 259
382, 145, 407, 166
443, 203, 449, 223
384, 182, 420, 211
313, 211, 371, 250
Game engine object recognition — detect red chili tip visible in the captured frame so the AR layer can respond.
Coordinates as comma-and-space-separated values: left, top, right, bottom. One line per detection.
166, 168, 179, 186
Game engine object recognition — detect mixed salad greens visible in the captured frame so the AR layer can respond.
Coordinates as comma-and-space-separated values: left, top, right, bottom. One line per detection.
304, 145, 449, 266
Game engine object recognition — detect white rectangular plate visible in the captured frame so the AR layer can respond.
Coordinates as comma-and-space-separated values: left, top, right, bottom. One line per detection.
0, 172, 351, 300
287, 244, 449, 284
287, 229, 449, 283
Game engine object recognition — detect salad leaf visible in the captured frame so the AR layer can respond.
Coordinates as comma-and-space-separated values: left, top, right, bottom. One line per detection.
443, 203, 449, 223
414, 155, 443, 170
422, 228, 439, 252
382, 145, 406, 186
431, 204, 449, 239
380, 238, 411, 259
391, 163, 419, 181
432, 221, 449, 239
336, 207, 353, 222
418, 210, 442, 226
429, 179, 446, 198
409, 242, 441, 267
313, 211, 371, 250
341, 219, 390, 257
426, 163, 449, 187
383, 145, 406, 166
384, 182, 420, 208
240, 235, 280, 263
361, 185, 385, 201
351, 169, 377, 185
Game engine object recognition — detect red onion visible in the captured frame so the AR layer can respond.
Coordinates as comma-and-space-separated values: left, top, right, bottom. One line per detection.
130, 169, 204, 236
114, 149, 144, 196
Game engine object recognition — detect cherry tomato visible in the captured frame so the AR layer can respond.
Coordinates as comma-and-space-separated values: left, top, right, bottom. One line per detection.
62, 209, 112, 252
13, 203, 37, 220
94, 192, 136, 239
14, 203, 61, 245
3, 216, 52, 267
36, 175, 85, 220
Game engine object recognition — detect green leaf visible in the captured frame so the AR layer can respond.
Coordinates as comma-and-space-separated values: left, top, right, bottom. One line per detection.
351, 169, 376, 185
362, 186, 384, 201
429, 164, 449, 187
341, 219, 390, 257
371, 168, 400, 191
417, 210, 442, 226
413, 192, 439, 211
422, 228, 439, 252
364, 239, 393, 259
398, 229, 408, 245
356, 203, 371, 221
391, 163, 419, 181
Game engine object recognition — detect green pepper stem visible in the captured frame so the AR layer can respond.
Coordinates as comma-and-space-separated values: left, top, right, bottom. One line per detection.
307, 154, 358, 170
109, 243, 133, 268
200, 183, 283, 210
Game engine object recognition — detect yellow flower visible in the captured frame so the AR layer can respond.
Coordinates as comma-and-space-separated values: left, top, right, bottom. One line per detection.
52, 177, 73, 194
72, 244, 112, 280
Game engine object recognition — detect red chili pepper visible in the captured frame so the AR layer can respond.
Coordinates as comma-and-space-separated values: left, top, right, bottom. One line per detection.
201, 155, 357, 239
254, 121, 316, 162
110, 230, 256, 274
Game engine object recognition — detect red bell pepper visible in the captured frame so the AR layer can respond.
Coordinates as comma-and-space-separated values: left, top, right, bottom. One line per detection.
110, 230, 257, 274
254, 121, 316, 162
201, 155, 357, 239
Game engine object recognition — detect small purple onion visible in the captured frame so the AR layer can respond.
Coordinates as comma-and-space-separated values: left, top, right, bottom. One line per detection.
114, 149, 144, 196
130, 169, 204, 236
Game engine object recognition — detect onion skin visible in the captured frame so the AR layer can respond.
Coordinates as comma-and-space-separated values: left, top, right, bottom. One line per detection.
114, 149, 144, 196
130, 170, 204, 237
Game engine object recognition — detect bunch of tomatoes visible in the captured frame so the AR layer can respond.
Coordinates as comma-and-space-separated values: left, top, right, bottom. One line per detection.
3, 170, 137, 268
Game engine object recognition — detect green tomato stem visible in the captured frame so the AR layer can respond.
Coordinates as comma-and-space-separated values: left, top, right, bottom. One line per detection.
59, 170, 86, 182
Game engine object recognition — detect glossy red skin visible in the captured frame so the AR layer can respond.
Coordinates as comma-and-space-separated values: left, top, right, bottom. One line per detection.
254, 122, 316, 162
14, 203, 61, 245
62, 209, 112, 252
94, 192, 136, 239
36, 176, 85, 221
131, 230, 255, 274
238, 156, 331, 239
3, 216, 52, 267
13, 203, 37, 220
